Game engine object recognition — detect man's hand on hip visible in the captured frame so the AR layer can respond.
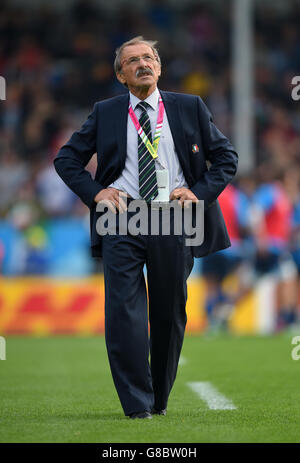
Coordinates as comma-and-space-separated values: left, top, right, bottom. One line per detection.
94, 187, 128, 213
170, 187, 199, 207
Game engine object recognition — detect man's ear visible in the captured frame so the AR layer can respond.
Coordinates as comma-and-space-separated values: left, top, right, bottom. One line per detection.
156, 62, 161, 78
116, 72, 126, 85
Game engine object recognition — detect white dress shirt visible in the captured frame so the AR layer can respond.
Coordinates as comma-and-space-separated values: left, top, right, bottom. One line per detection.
108, 87, 188, 199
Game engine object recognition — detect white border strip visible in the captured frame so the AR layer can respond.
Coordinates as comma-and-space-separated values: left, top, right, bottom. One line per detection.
187, 381, 237, 410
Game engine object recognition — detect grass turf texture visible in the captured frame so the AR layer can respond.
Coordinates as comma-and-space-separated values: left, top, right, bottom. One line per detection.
0, 334, 299, 443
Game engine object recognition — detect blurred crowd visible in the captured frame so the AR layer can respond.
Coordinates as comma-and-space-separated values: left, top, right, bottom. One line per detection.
0, 0, 299, 325
203, 166, 300, 332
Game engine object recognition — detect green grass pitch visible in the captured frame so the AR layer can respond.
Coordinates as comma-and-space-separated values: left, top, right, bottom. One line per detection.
0, 334, 299, 443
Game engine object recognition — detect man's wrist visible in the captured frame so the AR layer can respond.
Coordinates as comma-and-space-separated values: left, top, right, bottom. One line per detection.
94, 190, 103, 203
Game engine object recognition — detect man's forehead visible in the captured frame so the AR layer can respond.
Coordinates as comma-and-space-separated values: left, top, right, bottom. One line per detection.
122, 43, 154, 58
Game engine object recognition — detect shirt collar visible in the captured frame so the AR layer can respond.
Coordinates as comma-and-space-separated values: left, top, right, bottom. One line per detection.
130, 87, 160, 111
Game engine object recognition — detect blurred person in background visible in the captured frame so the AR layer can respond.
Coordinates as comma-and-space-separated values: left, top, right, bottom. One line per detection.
291, 194, 300, 319
6, 174, 48, 275
283, 166, 300, 328
0, 149, 29, 217
54, 35, 238, 419
35, 159, 78, 217
252, 165, 299, 331
201, 178, 255, 333
260, 106, 300, 168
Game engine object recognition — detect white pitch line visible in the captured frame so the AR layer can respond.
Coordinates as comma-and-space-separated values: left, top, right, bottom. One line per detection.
187, 381, 237, 410
179, 355, 187, 366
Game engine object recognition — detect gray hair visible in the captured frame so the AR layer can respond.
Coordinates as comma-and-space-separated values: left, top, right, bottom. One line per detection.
114, 36, 161, 75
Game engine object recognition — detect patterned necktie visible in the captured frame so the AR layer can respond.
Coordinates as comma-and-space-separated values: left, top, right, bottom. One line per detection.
137, 101, 158, 202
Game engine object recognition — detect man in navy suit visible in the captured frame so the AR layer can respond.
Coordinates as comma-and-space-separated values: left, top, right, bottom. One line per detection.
54, 36, 238, 419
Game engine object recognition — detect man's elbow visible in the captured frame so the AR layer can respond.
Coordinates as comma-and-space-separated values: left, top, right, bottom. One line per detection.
53, 155, 61, 174
53, 153, 67, 180
232, 150, 239, 173
220, 149, 238, 184
227, 148, 238, 176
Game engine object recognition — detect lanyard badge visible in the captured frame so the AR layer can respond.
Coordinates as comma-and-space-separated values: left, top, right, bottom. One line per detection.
128, 95, 164, 159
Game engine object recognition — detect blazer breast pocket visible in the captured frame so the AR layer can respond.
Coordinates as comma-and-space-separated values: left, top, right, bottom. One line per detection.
185, 132, 202, 154
186, 133, 207, 177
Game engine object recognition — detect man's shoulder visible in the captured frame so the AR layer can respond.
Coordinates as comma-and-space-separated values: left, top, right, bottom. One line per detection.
160, 89, 200, 103
94, 93, 129, 109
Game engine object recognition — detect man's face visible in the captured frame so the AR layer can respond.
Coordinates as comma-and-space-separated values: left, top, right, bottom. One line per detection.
117, 43, 161, 91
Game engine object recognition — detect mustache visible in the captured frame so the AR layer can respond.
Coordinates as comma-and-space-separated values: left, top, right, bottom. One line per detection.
136, 67, 154, 78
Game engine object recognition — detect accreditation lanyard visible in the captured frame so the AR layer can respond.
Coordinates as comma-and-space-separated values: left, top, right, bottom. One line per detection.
128, 95, 164, 160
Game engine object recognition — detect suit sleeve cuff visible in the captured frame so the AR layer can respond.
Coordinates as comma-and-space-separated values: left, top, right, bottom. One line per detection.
85, 181, 105, 208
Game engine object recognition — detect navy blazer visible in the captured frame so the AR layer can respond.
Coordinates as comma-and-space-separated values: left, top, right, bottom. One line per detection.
54, 90, 238, 258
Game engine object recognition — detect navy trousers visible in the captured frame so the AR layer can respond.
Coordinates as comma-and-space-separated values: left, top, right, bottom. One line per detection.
102, 206, 194, 415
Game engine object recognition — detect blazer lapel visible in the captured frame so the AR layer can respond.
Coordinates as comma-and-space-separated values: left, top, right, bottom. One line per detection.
159, 90, 193, 186
112, 90, 193, 186
114, 93, 129, 173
